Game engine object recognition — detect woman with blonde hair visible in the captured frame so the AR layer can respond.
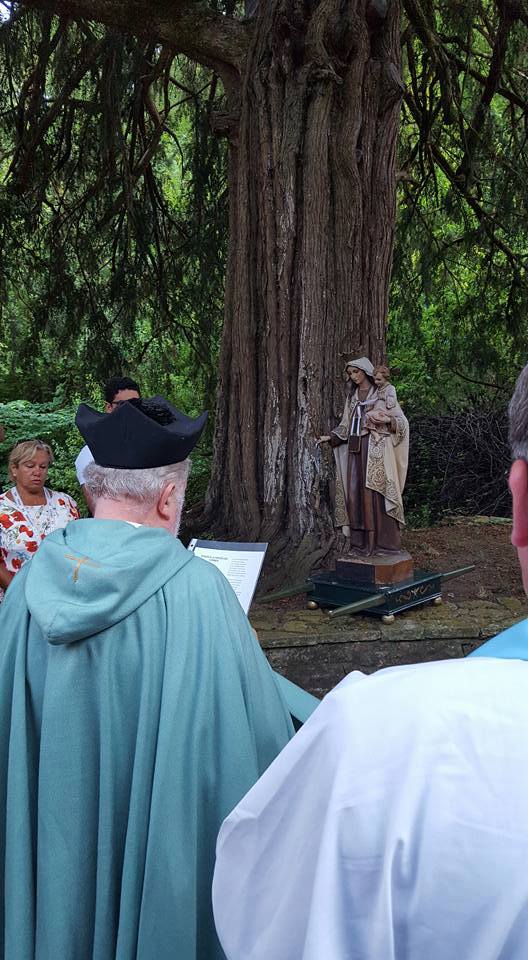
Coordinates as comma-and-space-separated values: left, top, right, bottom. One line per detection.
0, 439, 79, 597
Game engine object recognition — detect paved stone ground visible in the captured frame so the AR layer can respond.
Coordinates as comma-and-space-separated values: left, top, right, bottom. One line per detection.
251, 595, 527, 699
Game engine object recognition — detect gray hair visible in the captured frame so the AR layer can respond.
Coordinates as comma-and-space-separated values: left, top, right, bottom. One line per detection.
84, 459, 190, 508
509, 365, 528, 461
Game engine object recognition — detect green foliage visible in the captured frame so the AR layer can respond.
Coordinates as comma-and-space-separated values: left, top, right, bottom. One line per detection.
0, 397, 86, 508
0, 394, 212, 513
0, 15, 227, 421
186, 448, 212, 506
0, 0, 527, 518
405, 504, 433, 529
390, 1, 528, 404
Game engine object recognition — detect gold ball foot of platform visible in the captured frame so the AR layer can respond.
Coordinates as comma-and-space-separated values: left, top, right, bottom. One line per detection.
433, 596, 443, 606
381, 614, 395, 624
307, 600, 319, 610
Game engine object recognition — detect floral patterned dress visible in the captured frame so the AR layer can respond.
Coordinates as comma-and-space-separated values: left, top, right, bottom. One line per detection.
0, 487, 80, 601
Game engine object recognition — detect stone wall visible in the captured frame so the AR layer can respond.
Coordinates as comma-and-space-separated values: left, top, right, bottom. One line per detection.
251, 596, 526, 699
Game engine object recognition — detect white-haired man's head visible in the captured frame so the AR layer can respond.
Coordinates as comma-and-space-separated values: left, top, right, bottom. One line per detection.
84, 460, 190, 536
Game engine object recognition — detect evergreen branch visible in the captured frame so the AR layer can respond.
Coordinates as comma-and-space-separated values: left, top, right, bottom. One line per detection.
452, 369, 502, 390
18, 0, 251, 81
439, 37, 526, 110
10, 36, 107, 190
401, 0, 458, 122
505, 0, 528, 28
431, 143, 526, 271
455, 3, 513, 186
404, 89, 528, 273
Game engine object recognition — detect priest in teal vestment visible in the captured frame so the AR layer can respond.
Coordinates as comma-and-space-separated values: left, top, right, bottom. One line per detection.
0, 396, 294, 959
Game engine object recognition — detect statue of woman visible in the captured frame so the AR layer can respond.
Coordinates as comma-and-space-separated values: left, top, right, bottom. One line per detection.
319, 358, 409, 555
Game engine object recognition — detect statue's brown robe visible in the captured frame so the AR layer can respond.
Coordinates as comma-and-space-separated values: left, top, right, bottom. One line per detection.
331, 387, 409, 551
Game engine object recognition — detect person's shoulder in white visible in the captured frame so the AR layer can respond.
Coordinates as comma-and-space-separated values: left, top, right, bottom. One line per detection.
214, 656, 528, 960
74, 445, 94, 485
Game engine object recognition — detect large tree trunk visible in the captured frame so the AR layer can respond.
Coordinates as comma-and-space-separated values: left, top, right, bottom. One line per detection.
22, 0, 402, 578
205, 0, 403, 577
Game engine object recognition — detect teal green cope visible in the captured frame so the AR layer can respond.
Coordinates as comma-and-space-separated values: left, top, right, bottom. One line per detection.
0, 520, 294, 959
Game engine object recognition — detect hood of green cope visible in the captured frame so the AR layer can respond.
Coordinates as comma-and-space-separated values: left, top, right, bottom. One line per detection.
24, 519, 193, 645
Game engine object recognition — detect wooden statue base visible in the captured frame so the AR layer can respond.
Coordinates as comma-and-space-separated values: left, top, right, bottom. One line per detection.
336, 551, 414, 586
307, 568, 442, 619
259, 561, 474, 622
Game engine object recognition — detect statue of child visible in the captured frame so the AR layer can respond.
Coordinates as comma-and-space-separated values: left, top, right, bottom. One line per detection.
365, 365, 400, 436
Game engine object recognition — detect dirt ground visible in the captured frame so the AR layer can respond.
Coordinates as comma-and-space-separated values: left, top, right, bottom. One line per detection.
262, 519, 523, 611
402, 519, 522, 600
254, 519, 525, 695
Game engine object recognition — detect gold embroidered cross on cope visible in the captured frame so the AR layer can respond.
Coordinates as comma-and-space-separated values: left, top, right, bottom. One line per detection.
65, 554, 100, 582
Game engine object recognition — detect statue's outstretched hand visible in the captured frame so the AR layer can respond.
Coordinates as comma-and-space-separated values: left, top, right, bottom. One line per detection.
316, 435, 331, 444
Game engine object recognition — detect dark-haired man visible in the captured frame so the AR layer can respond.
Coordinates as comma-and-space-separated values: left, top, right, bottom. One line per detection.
0, 395, 293, 959
213, 367, 528, 960
75, 375, 140, 512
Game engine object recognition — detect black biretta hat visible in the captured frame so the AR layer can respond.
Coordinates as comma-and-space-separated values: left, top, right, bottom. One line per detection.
75, 396, 208, 468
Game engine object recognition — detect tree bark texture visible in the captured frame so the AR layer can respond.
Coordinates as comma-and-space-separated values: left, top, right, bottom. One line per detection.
205, 0, 403, 573
21, 0, 402, 572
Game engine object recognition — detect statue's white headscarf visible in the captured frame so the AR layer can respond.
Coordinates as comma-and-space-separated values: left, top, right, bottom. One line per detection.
345, 357, 374, 377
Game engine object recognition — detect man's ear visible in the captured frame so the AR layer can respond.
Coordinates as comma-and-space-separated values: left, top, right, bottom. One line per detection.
157, 482, 176, 520
509, 459, 528, 547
